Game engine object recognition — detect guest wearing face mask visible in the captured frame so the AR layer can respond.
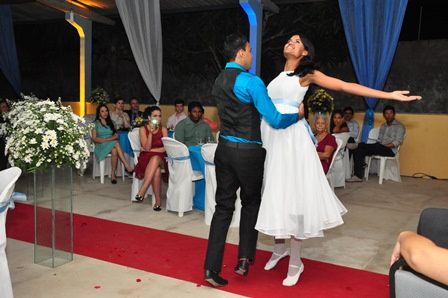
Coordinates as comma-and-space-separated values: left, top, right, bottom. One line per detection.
133, 106, 167, 210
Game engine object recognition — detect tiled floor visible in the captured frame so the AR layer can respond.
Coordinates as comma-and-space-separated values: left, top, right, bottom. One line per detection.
6, 170, 448, 297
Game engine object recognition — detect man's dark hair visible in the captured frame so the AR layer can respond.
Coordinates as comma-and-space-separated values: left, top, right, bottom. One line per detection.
188, 101, 204, 113
223, 33, 248, 61
343, 106, 354, 114
129, 97, 139, 104
174, 99, 185, 106
383, 105, 395, 114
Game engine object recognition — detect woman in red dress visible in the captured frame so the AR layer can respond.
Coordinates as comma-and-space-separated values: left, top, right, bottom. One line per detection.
134, 106, 167, 210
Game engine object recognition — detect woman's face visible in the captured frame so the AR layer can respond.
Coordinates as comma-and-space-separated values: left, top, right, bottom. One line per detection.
100, 106, 109, 120
284, 35, 308, 59
315, 117, 327, 134
115, 100, 125, 111
150, 110, 162, 122
332, 113, 343, 126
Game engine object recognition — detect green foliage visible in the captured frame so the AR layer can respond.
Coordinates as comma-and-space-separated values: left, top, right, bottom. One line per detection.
307, 89, 334, 114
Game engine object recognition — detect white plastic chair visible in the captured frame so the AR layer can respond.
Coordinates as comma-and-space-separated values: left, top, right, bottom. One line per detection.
331, 133, 350, 188
162, 137, 204, 217
201, 144, 241, 227
128, 128, 154, 203
366, 127, 380, 144
90, 131, 125, 184
346, 127, 379, 179
365, 143, 403, 185
326, 138, 345, 190
0, 167, 22, 298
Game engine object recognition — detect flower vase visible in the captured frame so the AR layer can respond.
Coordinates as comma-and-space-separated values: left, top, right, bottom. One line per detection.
33, 165, 73, 268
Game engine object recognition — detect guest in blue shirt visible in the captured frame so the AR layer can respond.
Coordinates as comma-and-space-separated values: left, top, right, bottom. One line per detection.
204, 33, 300, 287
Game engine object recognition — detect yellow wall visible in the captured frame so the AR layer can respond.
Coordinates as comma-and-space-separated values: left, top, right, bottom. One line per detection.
353, 112, 448, 179
66, 102, 448, 179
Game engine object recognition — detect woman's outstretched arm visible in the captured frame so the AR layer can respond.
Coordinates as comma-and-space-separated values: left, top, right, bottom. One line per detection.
305, 70, 422, 102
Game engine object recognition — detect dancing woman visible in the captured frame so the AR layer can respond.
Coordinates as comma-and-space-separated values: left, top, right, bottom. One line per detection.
255, 34, 420, 286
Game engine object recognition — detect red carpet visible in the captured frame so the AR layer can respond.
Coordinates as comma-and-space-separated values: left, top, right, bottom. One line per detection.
6, 203, 388, 297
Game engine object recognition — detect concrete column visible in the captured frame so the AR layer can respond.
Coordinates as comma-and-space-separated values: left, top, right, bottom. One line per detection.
65, 11, 91, 116
240, 0, 262, 75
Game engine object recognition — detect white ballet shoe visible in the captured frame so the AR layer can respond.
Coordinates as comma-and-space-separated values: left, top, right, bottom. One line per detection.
264, 250, 290, 270
282, 263, 304, 286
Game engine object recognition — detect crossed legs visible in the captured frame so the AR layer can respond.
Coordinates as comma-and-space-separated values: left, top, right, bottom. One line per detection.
110, 143, 133, 181
137, 155, 162, 206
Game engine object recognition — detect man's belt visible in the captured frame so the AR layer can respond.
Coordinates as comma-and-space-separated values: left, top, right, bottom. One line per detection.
219, 138, 261, 149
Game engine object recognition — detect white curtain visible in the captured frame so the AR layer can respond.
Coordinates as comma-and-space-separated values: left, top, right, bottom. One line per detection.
115, 0, 163, 103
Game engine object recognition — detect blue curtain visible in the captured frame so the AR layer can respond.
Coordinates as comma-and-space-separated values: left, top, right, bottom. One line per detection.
0, 5, 21, 94
338, 0, 407, 142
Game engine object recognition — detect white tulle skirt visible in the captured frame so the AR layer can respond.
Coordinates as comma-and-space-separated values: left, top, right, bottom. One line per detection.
255, 118, 347, 239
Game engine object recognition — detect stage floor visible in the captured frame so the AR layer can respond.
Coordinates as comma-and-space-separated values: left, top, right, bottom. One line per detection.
6, 168, 448, 297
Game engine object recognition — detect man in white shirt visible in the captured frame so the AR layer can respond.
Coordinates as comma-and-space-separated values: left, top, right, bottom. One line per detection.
166, 99, 187, 131
343, 106, 359, 141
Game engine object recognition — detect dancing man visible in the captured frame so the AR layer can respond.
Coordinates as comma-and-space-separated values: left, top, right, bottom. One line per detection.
203, 33, 301, 287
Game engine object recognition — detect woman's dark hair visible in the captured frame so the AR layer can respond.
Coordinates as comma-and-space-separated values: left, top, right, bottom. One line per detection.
95, 104, 116, 134
330, 109, 348, 133
114, 97, 124, 104
288, 34, 319, 78
188, 101, 204, 113
143, 106, 161, 119
223, 33, 248, 61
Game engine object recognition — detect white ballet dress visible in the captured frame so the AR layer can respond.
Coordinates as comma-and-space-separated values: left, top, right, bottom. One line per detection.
255, 71, 347, 239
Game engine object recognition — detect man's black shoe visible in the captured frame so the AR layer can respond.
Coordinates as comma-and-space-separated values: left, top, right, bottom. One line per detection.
204, 269, 228, 287
234, 258, 250, 276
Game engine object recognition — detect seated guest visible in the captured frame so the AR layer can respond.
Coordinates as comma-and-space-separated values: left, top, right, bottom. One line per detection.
110, 97, 131, 130
91, 104, 134, 184
390, 231, 448, 286
125, 97, 143, 125
314, 113, 337, 174
133, 106, 167, 210
166, 99, 187, 131
175, 101, 214, 146
347, 105, 405, 182
330, 109, 349, 134
0, 99, 10, 170
343, 106, 359, 141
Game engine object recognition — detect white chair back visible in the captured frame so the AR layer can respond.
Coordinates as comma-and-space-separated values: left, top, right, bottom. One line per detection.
366, 127, 380, 144
328, 138, 344, 173
161, 137, 194, 216
0, 167, 22, 298
327, 138, 345, 190
128, 128, 141, 163
333, 132, 350, 149
201, 144, 241, 227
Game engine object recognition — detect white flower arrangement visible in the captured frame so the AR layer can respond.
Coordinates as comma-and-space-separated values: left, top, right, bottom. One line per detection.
1, 94, 91, 173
